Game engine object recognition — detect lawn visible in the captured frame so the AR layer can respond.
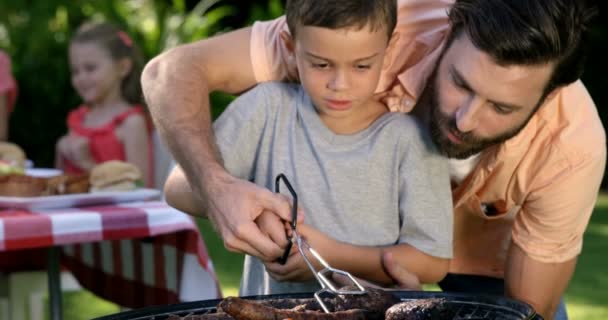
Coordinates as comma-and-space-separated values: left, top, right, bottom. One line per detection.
48, 194, 608, 319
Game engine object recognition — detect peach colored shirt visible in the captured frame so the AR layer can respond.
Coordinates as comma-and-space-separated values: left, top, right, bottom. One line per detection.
249, 0, 607, 278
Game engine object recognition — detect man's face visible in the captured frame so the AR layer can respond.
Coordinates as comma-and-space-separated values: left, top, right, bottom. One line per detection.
422, 33, 554, 159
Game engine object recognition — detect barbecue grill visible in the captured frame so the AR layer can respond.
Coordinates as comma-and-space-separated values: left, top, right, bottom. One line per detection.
94, 290, 543, 320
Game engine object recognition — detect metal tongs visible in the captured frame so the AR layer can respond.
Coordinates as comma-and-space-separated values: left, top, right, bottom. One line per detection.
274, 174, 367, 313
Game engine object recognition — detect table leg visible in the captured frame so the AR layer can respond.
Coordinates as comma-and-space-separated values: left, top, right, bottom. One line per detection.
47, 247, 62, 320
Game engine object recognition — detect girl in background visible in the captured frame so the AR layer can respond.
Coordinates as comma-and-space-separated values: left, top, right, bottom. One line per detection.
56, 22, 153, 186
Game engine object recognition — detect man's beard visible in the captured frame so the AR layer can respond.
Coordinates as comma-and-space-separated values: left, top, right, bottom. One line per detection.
419, 70, 532, 160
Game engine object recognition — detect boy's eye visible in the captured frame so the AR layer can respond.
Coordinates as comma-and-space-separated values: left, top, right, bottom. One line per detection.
311, 63, 329, 69
356, 64, 371, 70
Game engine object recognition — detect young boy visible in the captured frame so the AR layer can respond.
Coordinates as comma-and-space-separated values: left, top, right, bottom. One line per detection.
165, 0, 452, 296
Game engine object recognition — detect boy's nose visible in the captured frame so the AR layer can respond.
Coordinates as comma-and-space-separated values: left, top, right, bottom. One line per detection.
327, 70, 349, 91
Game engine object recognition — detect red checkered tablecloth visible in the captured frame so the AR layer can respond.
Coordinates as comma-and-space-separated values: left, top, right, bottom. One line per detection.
0, 200, 221, 308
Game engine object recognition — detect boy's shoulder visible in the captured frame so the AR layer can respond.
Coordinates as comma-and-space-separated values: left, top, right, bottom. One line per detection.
253, 81, 303, 97
379, 112, 423, 135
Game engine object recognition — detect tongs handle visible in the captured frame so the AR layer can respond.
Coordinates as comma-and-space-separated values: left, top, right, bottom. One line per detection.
273, 174, 366, 314
275, 174, 298, 265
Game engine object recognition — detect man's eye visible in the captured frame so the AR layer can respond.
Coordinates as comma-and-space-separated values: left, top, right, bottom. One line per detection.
356, 64, 371, 70
493, 104, 512, 114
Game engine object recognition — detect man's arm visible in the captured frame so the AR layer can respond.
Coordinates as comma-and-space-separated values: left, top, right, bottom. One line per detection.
142, 27, 292, 260
505, 242, 576, 320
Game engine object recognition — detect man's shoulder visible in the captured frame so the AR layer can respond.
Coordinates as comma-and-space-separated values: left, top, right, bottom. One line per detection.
539, 81, 605, 159
510, 81, 606, 180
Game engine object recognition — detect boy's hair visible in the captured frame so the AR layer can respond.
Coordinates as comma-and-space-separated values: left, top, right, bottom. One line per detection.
448, 0, 596, 97
71, 22, 144, 105
285, 0, 397, 39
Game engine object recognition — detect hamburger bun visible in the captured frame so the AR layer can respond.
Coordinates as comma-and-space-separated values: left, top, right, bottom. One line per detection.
0, 142, 26, 169
89, 161, 142, 192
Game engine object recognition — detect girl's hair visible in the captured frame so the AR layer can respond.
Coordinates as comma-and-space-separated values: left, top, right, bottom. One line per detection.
71, 22, 144, 105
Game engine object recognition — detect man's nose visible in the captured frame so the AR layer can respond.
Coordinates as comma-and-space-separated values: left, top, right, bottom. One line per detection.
327, 70, 349, 91
455, 95, 484, 133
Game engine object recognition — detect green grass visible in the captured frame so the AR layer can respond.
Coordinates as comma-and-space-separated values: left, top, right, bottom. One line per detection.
48, 195, 608, 319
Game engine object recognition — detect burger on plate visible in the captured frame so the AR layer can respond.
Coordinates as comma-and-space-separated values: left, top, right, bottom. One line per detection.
89, 160, 142, 192
0, 142, 26, 174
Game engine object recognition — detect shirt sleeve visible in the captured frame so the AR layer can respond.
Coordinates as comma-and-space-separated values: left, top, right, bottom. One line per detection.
212, 83, 276, 181
250, 17, 300, 83
397, 116, 453, 258
0, 51, 18, 112
512, 83, 607, 263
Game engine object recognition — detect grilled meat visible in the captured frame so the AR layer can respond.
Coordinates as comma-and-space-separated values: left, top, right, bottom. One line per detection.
219, 296, 371, 320
385, 298, 455, 320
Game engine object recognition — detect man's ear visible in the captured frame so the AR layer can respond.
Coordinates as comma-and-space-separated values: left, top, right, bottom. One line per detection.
280, 30, 295, 54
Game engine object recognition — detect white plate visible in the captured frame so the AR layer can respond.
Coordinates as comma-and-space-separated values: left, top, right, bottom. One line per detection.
25, 168, 63, 178
0, 188, 161, 210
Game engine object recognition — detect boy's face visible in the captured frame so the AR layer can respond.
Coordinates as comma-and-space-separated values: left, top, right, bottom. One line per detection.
283, 25, 389, 132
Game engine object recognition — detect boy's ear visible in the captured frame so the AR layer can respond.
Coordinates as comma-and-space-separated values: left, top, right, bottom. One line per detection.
280, 30, 295, 54
117, 57, 133, 78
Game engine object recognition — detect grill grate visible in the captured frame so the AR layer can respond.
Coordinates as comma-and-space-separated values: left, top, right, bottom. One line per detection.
450, 300, 528, 320
94, 291, 539, 320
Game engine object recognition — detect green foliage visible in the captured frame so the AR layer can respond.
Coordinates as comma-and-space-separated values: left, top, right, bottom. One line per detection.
0, 0, 239, 167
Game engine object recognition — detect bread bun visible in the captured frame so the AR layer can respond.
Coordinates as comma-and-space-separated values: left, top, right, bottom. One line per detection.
90, 161, 141, 192
0, 142, 26, 169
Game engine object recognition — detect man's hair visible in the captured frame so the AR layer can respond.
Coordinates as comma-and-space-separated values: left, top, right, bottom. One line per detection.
285, 0, 397, 39
448, 0, 596, 96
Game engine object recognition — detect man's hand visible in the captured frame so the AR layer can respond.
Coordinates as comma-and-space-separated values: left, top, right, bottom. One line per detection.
382, 251, 422, 290
204, 174, 296, 261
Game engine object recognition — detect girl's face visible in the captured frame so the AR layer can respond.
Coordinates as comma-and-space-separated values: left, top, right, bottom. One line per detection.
69, 42, 127, 106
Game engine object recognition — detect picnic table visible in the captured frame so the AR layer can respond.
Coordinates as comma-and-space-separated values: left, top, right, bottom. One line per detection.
0, 198, 221, 320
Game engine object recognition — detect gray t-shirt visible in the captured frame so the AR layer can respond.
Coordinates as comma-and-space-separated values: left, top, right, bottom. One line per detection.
213, 82, 452, 296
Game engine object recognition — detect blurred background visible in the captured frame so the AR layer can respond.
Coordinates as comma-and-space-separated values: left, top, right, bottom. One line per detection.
1, 0, 606, 186
0, 1, 607, 319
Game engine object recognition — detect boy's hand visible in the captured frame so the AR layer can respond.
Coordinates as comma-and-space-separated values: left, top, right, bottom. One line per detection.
264, 249, 316, 282
263, 223, 325, 282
